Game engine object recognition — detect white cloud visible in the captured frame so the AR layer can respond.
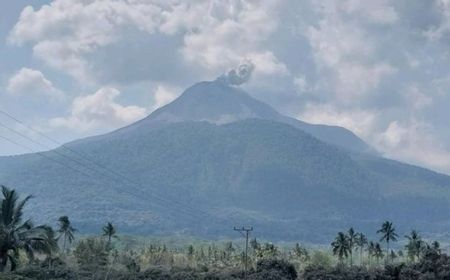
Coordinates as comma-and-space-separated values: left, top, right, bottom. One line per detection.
423, 0, 450, 41
299, 103, 378, 138
293, 75, 310, 93
403, 85, 433, 110
8, 0, 284, 85
152, 85, 181, 111
50, 87, 147, 132
181, 1, 279, 70
306, 3, 398, 102
8, 0, 165, 82
340, 0, 398, 24
7, 67, 63, 100
335, 62, 397, 101
376, 120, 450, 173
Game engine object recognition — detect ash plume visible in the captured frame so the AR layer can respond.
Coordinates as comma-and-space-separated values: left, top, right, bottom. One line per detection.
218, 60, 255, 86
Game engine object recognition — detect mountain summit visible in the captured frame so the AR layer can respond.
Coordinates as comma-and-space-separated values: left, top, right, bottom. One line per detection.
125, 80, 373, 154
148, 80, 281, 124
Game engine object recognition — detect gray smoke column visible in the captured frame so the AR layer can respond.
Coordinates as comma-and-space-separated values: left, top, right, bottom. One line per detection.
218, 60, 255, 86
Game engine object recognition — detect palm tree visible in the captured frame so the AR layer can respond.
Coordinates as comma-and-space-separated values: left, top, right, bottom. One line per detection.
367, 241, 375, 266
102, 222, 118, 244
397, 250, 404, 262
347, 228, 357, 266
373, 242, 384, 266
390, 250, 397, 262
331, 232, 350, 264
431, 241, 441, 255
293, 243, 309, 262
404, 230, 423, 262
0, 186, 57, 271
355, 232, 368, 266
377, 221, 398, 263
57, 216, 76, 253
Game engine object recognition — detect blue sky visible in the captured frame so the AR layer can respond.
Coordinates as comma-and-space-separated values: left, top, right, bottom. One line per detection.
1, 0, 450, 175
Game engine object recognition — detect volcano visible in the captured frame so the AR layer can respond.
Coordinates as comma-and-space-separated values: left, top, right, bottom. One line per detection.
0, 80, 449, 242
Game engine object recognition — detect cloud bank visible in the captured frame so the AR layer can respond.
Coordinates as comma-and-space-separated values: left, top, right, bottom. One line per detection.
50, 87, 147, 133
7, 68, 62, 100
4, 0, 450, 173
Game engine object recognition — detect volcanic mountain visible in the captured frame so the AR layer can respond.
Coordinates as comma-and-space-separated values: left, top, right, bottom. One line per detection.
0, 80, 449, 242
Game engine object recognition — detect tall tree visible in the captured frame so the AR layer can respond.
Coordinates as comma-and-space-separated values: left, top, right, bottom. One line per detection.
0, 186, 57, 271
377, 221, 398, 263
102, 222, 118, 244
404, 230, 423, 262
431, 241, 441, 255
347, 228, 357, 266
373, 243, 384, 266
293, 243, 309, 262
331, 232, 350, 264
355, 232, 368, 266
367, 241, 375, 266
390, 250, 397, 263
57, 215, 76, 253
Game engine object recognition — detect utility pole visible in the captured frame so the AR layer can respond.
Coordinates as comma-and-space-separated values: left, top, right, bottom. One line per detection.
234, 226, 253, 280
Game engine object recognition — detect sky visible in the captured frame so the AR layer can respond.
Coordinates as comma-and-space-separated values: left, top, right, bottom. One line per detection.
0, 0, 450, 175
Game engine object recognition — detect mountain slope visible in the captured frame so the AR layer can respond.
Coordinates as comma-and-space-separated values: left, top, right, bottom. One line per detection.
0, 119, 449, 241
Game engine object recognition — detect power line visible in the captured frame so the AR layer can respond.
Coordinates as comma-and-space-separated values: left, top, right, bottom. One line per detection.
0, 131, 206, 224
0, 134, 93, 178
0, 121, 101, 176
0, 110, 208, 217
0, 110, 222, 225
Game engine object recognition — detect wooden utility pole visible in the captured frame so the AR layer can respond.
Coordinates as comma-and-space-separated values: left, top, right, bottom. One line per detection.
234, 226, 253, 280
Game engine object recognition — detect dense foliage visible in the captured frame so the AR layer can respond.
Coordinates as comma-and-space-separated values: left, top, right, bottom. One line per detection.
2, 181, 450, 279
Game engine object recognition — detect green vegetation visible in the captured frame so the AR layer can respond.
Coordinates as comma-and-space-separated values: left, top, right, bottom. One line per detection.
2, 117, 450, 241
377, 220, 398, 264
0, 186, 56, 272
102, 222, 118, 245
1, 186, 450, 279
57, 216, 76, 254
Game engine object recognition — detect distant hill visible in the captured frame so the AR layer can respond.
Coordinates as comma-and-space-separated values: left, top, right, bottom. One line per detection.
0, 81, 449, 242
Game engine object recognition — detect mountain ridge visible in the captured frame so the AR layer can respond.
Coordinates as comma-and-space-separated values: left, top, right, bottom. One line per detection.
93, 80, 374, 155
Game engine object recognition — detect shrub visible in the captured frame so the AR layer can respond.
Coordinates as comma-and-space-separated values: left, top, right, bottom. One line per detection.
73, 238, 109, 269
255, 259, 297, 280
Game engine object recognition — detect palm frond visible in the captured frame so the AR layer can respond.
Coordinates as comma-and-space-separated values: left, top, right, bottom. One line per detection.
1, 186, 19, 226
12, 195, 32, 226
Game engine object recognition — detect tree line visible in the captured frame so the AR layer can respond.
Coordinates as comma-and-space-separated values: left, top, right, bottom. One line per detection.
1, 185, 450, 279
331, 221, 441, 266
0, 185, 118, 272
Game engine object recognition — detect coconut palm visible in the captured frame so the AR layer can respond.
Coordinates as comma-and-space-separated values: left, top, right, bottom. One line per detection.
347, 228, 357, 266
0, 186, 57, 271
355, 232, 368, 266
102, 222, 118, 244
57, 216, 76, 253
367, 241, 375, 266
331, 232, 350, 264
390, 250, 397, 262
404, 230, 423, 262
293, 243, 309, 262
373, 242, 384, 266
431, 240, 441, 255
377, 221, 398, 263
